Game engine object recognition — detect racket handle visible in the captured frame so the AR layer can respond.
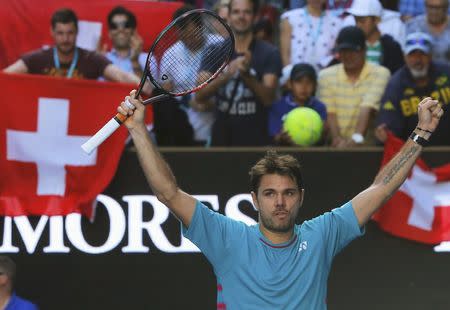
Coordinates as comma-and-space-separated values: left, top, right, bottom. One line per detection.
81, 113, 127, 154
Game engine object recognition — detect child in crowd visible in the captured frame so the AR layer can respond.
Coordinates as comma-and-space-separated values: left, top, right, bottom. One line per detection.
269, 63, 327, 145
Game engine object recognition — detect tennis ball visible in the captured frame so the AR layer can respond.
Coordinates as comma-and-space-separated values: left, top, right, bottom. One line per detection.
283, 107, 323, 146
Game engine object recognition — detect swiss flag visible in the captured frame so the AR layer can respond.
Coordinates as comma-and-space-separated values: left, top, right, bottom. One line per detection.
0, 0, 182, 69
0, 73, 139, 219
373, 133, 450, 244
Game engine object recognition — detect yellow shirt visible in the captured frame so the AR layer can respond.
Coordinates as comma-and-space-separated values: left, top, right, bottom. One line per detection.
317, 62, 390, 138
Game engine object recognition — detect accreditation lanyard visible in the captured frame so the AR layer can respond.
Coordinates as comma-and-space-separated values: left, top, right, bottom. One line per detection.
53, 47, 79, 78
304, 8, 324, 47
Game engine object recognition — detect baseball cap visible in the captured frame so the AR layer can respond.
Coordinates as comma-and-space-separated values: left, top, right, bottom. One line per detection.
334, 26, 366, 51
346, 0, 383, 17
290, 63, 317, 81
404, 32, 433, 55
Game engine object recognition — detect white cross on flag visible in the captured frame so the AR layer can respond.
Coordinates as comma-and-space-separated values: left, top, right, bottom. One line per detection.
0, 73, 135, 219
373, 133, 450, 244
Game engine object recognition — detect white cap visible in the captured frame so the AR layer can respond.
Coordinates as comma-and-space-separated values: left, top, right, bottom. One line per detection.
346, 0, 383, 17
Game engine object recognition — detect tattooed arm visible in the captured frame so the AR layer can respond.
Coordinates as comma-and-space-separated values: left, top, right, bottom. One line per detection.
351, 98, 444, 227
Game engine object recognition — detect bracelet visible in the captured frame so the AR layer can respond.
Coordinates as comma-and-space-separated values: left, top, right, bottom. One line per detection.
409, 132, 429, 147
416, 127, 433, 134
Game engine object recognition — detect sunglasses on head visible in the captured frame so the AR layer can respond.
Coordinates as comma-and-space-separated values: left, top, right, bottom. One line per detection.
109, 20, 132, 30
406, 38, 431, 46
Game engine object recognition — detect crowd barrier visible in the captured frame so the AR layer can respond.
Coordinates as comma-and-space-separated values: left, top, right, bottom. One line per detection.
1, 147, 449, 309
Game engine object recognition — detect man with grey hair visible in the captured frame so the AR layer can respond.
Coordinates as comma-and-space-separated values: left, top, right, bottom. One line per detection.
406, 0, 450, 64
375, 32, 450, 145
0, 256, 38, 309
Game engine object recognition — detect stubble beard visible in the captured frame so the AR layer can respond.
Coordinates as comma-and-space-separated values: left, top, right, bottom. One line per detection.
260, 212, 296, 233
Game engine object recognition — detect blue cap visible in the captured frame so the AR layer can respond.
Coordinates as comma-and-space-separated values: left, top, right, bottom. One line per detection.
404, 32, 433, 54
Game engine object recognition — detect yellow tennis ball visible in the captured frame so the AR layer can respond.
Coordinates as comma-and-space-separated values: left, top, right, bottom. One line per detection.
283, 107, 323, 146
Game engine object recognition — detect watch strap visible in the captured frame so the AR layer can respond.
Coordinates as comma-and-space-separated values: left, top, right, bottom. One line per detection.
409, 132, 428, 146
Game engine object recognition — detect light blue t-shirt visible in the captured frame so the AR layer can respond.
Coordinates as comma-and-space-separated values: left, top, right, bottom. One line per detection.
105, 50, 147, 74
183, 200, 364, 309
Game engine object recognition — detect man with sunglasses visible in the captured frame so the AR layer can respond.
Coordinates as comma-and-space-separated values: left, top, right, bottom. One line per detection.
103, 6, 146, 77
4, 8, 143, 87
406, 0, 450, 64
375, 32, 450, 145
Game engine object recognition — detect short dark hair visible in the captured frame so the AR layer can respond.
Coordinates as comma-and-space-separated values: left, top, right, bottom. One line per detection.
229, 0, 260, 14
173, 4, 202, 29
107, 6, 137, 29
51, 8, 78, 30
249, 150, 303, 193
0, 256, 16, 287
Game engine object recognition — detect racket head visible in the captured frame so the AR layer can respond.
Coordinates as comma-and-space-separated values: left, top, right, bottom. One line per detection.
140, 9, 234, 98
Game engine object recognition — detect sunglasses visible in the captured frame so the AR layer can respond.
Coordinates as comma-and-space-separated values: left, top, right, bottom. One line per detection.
109, 20, 133, 30
406, 38, 431, 47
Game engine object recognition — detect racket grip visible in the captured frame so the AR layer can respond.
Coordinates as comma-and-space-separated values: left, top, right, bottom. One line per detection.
81, 113, 126, 154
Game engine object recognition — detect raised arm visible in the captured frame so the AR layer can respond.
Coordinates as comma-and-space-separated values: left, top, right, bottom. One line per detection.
351, 98, 444, 227
118, 90, 197, 227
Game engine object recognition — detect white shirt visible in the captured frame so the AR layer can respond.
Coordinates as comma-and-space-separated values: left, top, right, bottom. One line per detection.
281, 8, 343, 70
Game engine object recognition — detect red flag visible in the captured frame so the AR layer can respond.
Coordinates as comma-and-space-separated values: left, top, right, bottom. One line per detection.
373, 133, 450, 244
0, 0, 182, 69
0, 73, 136, 219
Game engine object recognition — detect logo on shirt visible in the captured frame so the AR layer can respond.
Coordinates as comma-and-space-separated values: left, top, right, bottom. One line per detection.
382, 101, 396, 111
404, 88, 415, 96
298, 241, 308, 253
436, 75, 448, 86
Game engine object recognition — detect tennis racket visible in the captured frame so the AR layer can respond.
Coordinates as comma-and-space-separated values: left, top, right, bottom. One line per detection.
81, 9, 234, 154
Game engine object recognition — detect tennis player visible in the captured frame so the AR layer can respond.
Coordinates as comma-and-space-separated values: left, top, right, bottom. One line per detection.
118, 90, 443, 309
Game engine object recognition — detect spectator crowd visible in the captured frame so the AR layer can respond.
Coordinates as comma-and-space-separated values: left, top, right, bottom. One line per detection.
3, 0, 450, 147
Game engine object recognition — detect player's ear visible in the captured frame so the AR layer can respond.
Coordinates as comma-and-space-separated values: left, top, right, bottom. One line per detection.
299, 188, 305, 207
251, 191, 259, 211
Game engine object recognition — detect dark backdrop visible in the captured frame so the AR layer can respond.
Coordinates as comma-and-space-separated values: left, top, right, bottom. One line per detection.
1, 147, 449, 310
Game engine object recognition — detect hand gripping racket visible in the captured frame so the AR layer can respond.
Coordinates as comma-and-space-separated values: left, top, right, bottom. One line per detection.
81, 9, 234, 154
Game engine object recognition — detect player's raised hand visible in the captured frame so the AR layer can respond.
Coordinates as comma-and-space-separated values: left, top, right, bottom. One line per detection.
117, 90, 146, 130
417, 97, 444, 133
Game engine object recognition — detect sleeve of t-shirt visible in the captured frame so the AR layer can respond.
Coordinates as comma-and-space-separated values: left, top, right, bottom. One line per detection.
182, 201, 245, 275
21, 49, 47, 74
307, 201, 364, 265
86, 51, 111, 78
376, 78, 406, 138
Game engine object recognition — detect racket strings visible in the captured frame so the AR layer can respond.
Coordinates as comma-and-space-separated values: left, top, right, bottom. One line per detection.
151, 12, 233, 95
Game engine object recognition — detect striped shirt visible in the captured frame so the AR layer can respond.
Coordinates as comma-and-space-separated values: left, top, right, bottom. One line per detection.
317, 62, 390, 138
366, 40, 382, 65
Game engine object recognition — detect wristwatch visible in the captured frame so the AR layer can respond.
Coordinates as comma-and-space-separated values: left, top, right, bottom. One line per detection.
351, 133, 364, 144
409, 132, 429, 146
